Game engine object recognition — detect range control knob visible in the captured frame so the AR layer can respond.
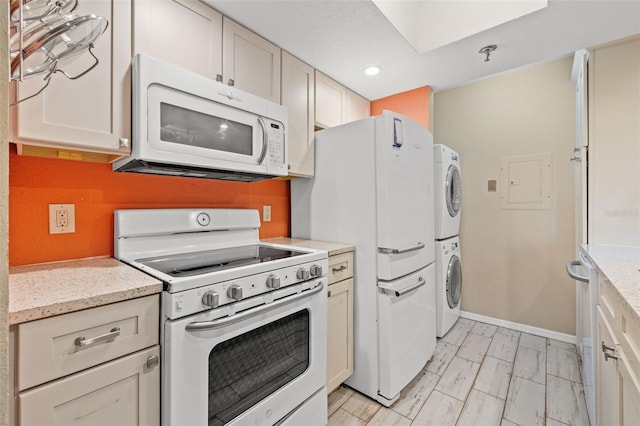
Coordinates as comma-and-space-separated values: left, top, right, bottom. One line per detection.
309, 265, 323, 277
227, 285, 243, 301
296, 268, 310, 280
266, 274, 281, 289
202, 291, 219, 308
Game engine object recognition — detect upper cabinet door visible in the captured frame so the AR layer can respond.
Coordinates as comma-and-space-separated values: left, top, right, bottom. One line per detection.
13, 0, 132, 157
315, 71, 347, 129
281, 52, 315, 177
346, 90, 370, 124
222, 18, 281, 103
133, 0, 222, 80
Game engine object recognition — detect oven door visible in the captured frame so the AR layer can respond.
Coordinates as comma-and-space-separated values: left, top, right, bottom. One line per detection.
163, 279, 327, 426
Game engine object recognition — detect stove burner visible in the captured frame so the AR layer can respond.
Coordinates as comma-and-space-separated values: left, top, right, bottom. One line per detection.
137, 245, 307, 278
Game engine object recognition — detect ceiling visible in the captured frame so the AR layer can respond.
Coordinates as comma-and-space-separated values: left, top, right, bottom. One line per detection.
202, 0, 640, 100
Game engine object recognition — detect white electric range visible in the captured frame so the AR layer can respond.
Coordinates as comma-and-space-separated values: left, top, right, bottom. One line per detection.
114, 208, 328, 426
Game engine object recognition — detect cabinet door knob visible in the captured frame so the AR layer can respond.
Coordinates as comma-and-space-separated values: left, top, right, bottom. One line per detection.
228, 79, 235, 86
146, 355, 159, 369
216, 74, 223, 82
119, 138, 129, 148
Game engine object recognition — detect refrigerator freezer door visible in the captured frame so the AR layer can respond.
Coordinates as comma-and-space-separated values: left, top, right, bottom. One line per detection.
375, 113, 435, 281
377, 264, 436, 402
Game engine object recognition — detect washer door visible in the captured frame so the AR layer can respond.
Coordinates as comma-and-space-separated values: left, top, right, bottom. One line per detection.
445, 165, 462, 217
446, 255, 462, 308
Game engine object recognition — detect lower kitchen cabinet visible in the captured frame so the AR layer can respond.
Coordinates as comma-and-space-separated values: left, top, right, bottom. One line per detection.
10, 294, 160, 426
596, 277, 640, 426
327, 251, 354, 393
20, 346, 160, 425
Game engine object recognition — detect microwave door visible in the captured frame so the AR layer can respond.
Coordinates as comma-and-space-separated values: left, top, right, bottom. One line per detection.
146, 84, 264, 168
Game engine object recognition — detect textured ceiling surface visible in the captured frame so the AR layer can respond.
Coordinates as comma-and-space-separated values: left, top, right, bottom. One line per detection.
204, 0, 640, 99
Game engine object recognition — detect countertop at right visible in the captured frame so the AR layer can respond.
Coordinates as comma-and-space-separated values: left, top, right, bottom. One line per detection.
581, 244, 640, 322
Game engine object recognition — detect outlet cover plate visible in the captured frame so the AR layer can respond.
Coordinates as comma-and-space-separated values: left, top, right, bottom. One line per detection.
262, 205, 272, 222
49, 204, 76, 234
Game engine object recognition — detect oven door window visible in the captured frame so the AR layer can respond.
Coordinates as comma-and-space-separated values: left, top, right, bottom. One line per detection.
208, 310, 310, 426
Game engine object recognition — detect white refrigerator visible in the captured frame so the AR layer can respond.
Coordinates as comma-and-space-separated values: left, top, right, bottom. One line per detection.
291, 111, 436, 406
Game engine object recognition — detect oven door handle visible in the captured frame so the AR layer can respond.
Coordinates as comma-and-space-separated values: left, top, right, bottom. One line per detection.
185, 283, 324, 332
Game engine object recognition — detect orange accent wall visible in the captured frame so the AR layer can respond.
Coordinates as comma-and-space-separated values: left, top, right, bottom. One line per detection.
8, 145, 290, 266
371, 86, 431, 129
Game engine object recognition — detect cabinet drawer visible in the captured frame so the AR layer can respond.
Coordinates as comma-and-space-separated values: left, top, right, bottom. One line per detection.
20, 345, 160, 425
18, 295, 159, 391
328, 252, 354, 285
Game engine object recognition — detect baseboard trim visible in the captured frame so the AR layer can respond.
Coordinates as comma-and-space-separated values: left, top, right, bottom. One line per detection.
460, 310, 576, 344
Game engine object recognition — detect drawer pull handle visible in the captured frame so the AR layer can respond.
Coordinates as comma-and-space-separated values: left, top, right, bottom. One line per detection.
74, 327, 120, 348
146, 355, 159, 369
332, 265, 347, 273
602, 341, 619, 361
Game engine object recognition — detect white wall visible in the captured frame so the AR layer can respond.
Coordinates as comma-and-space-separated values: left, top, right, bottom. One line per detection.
588, 37, 640, 245
434, 57, 577, 334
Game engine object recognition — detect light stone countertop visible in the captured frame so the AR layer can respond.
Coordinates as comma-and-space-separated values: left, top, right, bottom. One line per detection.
9, 257, 162, 325
581, 244, 640, 325
263, 237, 354, 257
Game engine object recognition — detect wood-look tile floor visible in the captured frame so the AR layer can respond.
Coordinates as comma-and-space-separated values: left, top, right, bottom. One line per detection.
328, 318, 590, 426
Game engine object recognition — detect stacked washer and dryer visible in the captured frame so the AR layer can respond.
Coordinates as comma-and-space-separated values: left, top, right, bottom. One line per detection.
433, 144, 463, 337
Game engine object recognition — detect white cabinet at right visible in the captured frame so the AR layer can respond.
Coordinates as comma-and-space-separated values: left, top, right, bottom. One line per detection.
326, 251, 354, 393
596, 276, 640, 426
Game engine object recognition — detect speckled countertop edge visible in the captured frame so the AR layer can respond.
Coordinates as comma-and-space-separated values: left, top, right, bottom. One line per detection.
582, 244, 640, 326
9, 256, 162, 325
263, 237, 355, 256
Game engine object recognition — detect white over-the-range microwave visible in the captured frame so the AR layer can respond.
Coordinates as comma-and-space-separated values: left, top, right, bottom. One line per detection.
113, 54, 288, 182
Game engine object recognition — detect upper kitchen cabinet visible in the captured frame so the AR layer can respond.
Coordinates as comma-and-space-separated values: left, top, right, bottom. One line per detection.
222, 18, 281, 104
281, 52, 315, 177
315, 71, 347, 129
315, 71, 370, 129
133, 0, 222, 80
346, 89, 370, 123
11, 0, 132, 162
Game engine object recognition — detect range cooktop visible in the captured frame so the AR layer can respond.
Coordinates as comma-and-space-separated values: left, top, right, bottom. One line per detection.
137, 244, 308, 278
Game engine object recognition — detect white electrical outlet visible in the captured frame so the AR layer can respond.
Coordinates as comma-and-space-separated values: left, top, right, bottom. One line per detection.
49, 204, 76, 234
262, 205, 272, 222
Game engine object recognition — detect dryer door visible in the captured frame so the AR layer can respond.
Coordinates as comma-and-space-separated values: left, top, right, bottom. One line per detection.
445, 165, 462, 218
446, 255, 462, 308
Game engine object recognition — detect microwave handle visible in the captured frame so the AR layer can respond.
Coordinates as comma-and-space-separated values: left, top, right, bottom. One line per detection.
257, 117, 268, 165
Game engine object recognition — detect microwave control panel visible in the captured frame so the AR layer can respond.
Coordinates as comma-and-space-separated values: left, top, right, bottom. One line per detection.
266, 120, 285, 169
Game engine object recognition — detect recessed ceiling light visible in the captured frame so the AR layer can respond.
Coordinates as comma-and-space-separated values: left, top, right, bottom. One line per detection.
364, 66, 381, 76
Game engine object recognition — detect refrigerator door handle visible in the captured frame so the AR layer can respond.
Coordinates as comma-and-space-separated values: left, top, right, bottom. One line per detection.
379, 277, 425, 297
566, 260, 589, 283
378, 242, 425, 254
